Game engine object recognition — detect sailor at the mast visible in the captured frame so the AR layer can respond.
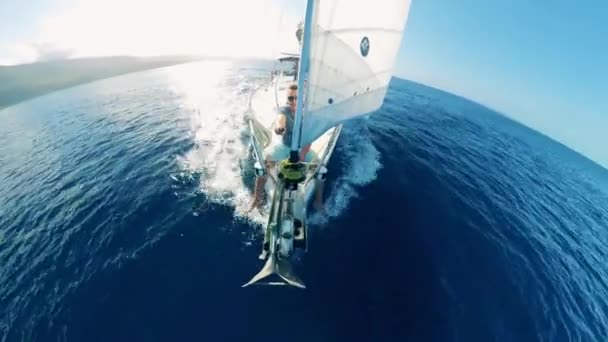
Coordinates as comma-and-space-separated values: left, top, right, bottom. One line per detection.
248, 83, 325, 212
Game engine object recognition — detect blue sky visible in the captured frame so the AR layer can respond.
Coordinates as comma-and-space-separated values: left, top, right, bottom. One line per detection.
395, 0, 608, 168
1, 0, 607, 167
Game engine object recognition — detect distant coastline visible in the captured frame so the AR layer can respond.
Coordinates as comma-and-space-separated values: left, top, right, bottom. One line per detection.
0, 55, 204, 110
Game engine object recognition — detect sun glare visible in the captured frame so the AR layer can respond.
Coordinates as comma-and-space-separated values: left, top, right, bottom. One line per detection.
36, 0, 301, 59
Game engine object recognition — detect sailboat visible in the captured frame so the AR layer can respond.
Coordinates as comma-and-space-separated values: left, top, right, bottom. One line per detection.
243, 0, 412, 288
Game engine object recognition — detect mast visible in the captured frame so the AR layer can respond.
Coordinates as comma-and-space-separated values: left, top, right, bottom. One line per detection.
289, 0, 314, 162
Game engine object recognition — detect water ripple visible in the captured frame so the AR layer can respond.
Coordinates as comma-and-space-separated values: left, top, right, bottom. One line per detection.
1, 65, 608, 342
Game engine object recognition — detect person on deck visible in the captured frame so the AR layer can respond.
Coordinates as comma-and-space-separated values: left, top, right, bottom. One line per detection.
248, 84, 325, 212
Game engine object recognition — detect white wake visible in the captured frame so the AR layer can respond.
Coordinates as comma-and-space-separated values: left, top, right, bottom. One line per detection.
173, 62, 381, 230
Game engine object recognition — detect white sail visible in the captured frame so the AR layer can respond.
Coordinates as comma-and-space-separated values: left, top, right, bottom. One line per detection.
298, 0, 411, 147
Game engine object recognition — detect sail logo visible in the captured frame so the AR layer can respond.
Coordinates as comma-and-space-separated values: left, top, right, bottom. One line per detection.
360, 37, 370, 57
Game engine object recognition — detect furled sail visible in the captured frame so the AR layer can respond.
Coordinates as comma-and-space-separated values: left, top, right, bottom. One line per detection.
297, 0, 411, 147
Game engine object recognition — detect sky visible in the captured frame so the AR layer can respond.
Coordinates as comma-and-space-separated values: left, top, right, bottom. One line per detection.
396, 0, 608, 169
0, 0, 606, 167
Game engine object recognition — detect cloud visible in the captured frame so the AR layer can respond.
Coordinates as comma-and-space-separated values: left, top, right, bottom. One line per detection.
0, 42, 75, 66
0, 43, 38, 65
0, 0, 303, 65
33, 0, 302, 59
31, 43, 75, 61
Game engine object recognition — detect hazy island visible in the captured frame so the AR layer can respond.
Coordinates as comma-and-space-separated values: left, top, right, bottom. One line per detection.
0, 55, 204, 110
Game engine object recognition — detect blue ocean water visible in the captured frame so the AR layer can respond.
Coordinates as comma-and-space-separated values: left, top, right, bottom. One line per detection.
1, 61, 608, 342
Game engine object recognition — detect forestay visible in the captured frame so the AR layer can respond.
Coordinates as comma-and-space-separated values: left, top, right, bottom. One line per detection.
297, 0, 411, 147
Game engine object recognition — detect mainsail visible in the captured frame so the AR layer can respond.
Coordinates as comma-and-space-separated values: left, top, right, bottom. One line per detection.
295, 0, 411, 148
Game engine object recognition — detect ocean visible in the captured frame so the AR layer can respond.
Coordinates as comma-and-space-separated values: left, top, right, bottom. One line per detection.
1, 60, 607, 342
